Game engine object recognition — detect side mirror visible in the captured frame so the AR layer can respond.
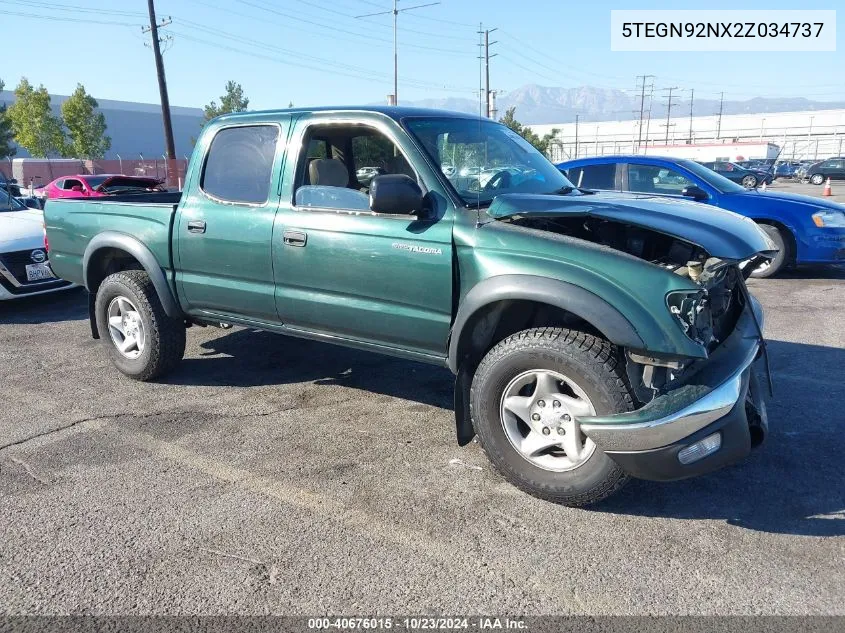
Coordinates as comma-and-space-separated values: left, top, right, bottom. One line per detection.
681, 185, 708, 201
369, 174, 424, 215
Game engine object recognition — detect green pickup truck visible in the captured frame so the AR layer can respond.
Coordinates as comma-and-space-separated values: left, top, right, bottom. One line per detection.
45, 106, 775, 505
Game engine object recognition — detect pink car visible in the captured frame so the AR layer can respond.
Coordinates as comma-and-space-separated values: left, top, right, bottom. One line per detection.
44, 174, 165, 199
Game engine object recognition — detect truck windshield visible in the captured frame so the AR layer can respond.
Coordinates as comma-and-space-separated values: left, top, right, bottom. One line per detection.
0, 189, 26, 211
405, 117, 575, 207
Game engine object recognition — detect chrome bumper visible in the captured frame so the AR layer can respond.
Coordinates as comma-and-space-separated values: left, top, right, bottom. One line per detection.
580, 296, 764, 453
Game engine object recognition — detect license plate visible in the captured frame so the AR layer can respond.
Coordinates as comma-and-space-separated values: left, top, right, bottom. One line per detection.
25, 263, 55, 282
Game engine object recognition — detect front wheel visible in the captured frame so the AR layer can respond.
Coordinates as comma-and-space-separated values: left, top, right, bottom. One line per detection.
470, 328, 635, 506
810, 173, 825, 185
741, 174, 758, 189
95, 269, 186, 381
750, 224, 788, 279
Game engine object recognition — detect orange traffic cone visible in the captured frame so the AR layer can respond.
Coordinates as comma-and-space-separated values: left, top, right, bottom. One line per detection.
823, 177, 832, 197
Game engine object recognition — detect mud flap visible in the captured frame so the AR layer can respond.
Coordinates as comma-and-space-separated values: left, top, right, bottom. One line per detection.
88, 291, 100, 339
454, 362, 475, 446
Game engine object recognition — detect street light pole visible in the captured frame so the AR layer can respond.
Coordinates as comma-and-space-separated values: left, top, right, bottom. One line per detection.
355, 1, 440, 105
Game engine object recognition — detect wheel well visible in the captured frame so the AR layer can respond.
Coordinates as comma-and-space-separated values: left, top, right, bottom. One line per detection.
454, 299, 604, 370
754, 219, 796, 263
85, 247, 144, 294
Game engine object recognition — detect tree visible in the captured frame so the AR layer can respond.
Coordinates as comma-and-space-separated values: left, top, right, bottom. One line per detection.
61, 84, 111, 159
203, 80, 249, 123
0, 78, 16, 159
499, 106, 559, 156
7, 78, 66, 158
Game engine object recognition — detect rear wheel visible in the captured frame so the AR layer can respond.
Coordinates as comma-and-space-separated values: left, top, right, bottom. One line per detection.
470, 328, 635, 506
95, 269, 186, 380
810, 173, 825, 185
750, 224, 788, 279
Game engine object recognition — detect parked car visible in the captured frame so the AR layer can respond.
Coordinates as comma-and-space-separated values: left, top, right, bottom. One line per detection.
799, 157, 845, 185
0, 189, 75, 300
773, 161, 801, 179
44, 174, 165, 199
559, 155, 845, 278
698, 161, 773, 189
355, 166, 384, 185
45, 106, 775, 506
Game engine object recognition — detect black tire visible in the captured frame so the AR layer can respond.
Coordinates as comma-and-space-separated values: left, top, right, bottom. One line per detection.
470, 328, 635, 506
810, 173, 825, 185
95, 269, 186, 381
741, 174, 758, 189
750, 224, 788, 279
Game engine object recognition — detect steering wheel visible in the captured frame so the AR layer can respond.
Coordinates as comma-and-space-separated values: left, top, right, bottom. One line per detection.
482, 170, 513, 191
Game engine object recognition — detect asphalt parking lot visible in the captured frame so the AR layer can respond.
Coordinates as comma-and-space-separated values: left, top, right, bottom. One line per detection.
1, 265, 844, 615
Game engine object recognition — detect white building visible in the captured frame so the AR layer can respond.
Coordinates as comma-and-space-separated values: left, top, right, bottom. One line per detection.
530, 109, 845, 163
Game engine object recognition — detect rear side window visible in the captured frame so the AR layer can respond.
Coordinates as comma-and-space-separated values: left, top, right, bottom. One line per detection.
201, 125, 279, 204
569, 163, 616, 189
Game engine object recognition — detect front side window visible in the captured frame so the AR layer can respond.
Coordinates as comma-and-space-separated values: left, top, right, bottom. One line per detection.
294, 124, 416, 212
568, 164, 616, 190
63, 178, 84, 190
202, 125, 279, 204
405, 117, 572, 207
628, 164, 692, 194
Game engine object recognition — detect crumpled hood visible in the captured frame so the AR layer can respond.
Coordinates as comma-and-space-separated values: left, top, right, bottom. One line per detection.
487, 191, 777, 260
0, 208, 45, 250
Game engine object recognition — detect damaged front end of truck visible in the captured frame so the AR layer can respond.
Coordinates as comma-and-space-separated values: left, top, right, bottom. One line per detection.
480, 192, 778, 480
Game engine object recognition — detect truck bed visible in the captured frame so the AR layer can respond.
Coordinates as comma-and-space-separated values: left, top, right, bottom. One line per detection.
44, 193, 181, 288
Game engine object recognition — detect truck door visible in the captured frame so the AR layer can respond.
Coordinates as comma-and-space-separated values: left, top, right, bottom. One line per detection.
175, 122, 285, 323
272, 116, 454, 358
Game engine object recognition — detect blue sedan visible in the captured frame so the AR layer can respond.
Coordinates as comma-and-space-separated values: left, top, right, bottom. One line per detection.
557, 155, 845, 277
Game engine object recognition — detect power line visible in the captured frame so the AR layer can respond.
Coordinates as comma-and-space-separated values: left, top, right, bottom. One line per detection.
168, 29, 475, 94
0, 8, 139, 26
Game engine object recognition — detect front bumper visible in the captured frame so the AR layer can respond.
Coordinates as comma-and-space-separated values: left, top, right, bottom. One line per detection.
579, 296, 768, 481
796, 226, 845, 264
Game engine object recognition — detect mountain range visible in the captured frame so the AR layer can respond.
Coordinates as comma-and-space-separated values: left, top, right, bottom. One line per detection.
404, 84, 845, 125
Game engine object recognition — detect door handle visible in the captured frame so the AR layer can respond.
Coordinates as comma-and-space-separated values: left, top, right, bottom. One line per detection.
283, 230, 307, 247
187, 220, 206, 234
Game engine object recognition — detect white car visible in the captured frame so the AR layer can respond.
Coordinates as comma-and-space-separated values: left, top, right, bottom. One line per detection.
0, 195, 75, 300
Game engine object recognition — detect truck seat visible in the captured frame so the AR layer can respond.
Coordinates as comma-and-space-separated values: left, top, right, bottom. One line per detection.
309, 159, 349, 188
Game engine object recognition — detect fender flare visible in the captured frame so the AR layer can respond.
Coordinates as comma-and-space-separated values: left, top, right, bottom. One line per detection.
447, 274, 644, 374
82, 231, 182, 318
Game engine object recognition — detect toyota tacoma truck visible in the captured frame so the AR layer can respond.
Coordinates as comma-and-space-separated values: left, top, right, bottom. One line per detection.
44, 107, 775, 506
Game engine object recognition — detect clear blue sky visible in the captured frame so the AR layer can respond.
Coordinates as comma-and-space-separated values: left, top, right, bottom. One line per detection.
1, 0, 842, 109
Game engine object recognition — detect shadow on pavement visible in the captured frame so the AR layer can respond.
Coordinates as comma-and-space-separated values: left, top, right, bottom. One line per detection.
595, 339, 845, 537
0, 287, 86, 325
170, 327, 455, 410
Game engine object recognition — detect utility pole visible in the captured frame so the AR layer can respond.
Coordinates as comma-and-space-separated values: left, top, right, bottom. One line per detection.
686, 88, 694, 143
635, 75, 655, 151
478, 23, 484, 117
644, 82, 655, 150
483, 28, 498, 118
144, 0, 175, 175
574, 114, 579, 158
356, 0, 440, 105
715, 91, 725, 139
661, 86, 678, 145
